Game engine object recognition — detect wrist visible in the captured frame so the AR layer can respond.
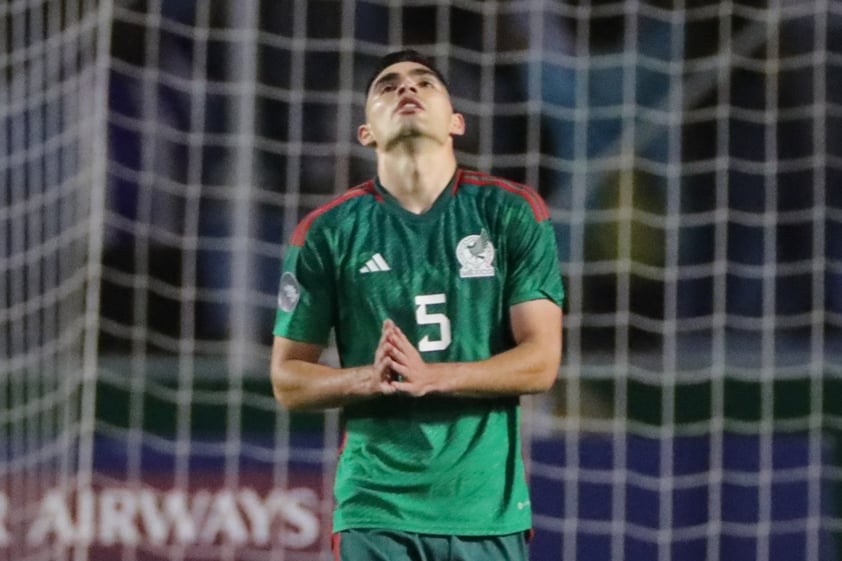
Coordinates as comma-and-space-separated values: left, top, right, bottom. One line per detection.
428, 362, 454, 394
348, 365, 377, 398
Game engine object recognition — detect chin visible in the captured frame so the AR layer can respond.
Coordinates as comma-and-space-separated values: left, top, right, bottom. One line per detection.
390, 128, 423, 143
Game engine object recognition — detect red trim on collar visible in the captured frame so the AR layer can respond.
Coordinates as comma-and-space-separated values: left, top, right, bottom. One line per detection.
290, 181, 375, 246
459, 171, 550, 221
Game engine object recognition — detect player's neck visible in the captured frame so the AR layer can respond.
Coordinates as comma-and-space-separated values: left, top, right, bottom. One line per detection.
376, 143, 457, 214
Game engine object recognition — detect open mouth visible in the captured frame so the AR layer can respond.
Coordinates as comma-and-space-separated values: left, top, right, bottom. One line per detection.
395, 98, 424, 114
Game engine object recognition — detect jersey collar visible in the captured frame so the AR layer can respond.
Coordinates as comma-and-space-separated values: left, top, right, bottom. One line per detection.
373, 168, 462, 223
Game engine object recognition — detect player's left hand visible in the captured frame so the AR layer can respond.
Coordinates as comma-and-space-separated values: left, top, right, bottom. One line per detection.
381, 319, 437, 397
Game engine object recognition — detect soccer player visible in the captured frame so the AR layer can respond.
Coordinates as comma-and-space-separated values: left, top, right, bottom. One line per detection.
270, 49, 564, 561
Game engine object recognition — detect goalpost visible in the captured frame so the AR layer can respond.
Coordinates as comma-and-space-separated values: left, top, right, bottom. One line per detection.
2, 0, 841, 560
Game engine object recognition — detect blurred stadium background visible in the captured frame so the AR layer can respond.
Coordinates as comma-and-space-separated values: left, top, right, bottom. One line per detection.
2, 0, 842, 559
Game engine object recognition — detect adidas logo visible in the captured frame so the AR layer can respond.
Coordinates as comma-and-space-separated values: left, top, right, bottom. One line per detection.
360, 253, 391, 273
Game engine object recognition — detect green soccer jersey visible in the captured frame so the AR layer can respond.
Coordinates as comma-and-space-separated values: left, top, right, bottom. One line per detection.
273, 168, 565, 536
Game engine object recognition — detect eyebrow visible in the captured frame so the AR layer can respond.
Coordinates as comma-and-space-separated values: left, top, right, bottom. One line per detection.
370, 68, 439, 92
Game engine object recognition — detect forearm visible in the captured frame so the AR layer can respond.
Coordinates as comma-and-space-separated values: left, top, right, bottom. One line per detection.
272, 360, 378, 410
431, 339, 560, 397
383, 301, 563, 398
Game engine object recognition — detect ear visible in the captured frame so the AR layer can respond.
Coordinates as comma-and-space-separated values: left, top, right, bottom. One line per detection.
357, 124, 376, 147
449, 112, 466, 136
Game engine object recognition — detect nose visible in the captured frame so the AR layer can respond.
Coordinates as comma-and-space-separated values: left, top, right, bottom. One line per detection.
397, 77, 418, 95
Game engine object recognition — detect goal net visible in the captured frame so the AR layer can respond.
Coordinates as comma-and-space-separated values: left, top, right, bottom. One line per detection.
1, 1, 111, 560
3, 0, 841, 560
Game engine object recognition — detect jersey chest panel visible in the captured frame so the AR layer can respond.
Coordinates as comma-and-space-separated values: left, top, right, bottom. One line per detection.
331, 199, 507, 366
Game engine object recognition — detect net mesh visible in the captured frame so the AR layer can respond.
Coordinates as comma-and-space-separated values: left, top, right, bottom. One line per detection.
1, 0, 110, 560
3, 0, 842, 560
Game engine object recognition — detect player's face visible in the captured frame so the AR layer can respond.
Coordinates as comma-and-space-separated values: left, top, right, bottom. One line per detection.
359, 61, 465, 149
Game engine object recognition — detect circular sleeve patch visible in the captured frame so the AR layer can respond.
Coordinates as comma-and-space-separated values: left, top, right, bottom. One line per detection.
277, 272, 301, 312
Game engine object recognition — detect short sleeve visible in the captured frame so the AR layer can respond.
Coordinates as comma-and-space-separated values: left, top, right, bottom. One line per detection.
504, 203, 565, 308
272, 226, 335, 345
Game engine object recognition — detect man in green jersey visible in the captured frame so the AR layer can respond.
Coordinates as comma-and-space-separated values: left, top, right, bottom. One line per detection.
270, 49, 564, 561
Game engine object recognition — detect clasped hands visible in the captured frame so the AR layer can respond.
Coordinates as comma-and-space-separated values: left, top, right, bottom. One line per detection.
371, 319, 437, 397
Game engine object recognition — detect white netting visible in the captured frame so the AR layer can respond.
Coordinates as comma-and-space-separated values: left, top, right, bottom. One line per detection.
1, 0, 110, 560
4, 0, 842, 560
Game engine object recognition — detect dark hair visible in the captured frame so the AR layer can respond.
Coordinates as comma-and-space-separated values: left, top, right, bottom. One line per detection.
364, 49, 449, 95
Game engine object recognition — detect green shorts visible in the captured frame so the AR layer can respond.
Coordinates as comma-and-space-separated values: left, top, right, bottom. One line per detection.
332, 529, 528, 561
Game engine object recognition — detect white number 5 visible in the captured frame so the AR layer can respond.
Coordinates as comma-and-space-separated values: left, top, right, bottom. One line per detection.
414, 293, 451, 352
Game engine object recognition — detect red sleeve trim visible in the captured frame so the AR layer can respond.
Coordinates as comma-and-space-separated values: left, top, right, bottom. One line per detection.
459, 171, 550, 221
290, 181, 375, 246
